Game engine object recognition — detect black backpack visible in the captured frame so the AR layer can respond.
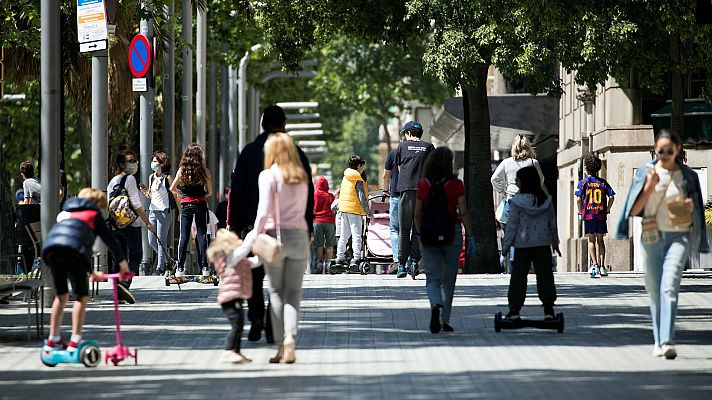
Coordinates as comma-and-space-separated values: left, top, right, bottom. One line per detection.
420, 178, 456, 247
162, 175, 179, 210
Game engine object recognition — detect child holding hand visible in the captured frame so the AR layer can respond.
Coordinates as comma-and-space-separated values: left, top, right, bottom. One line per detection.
207, 229, 261, 364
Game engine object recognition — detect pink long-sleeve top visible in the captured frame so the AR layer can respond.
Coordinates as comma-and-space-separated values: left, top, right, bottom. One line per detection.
253, 165, 308, 234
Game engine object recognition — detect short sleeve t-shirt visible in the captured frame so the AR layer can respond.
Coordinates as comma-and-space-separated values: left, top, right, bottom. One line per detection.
23, 178, 42, 204
416, 178, 465, 224
575, 175, 616, 221
395, 140, 434, 192
384, 149, 400, 195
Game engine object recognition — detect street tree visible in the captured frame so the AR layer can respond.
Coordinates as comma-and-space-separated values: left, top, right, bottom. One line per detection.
310, 36, 449, 151
257, 0, 566, 273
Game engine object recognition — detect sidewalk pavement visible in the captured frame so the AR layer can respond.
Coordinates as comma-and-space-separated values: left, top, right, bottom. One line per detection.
1, 273, 712, 399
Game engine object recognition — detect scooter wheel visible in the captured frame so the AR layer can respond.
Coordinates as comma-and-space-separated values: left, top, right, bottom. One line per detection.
494, 312, 502, 333
40, 355, 57, 367
165, 278, 170, 287
213, 277, 218, 286
80, 344, 101, 368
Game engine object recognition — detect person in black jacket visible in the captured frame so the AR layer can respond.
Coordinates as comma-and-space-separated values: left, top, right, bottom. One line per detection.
41, 188, 129, 352
229, 105, 314, 343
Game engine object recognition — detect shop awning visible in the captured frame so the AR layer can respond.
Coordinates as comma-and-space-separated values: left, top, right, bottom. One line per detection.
427, 94, 559, 154
651, 99, 712, 143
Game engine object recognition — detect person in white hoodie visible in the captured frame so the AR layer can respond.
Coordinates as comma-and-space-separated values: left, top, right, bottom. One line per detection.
501, 166, 560, 321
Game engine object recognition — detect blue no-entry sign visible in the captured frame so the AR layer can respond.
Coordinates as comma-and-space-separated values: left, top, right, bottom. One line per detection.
128, 35, 151, 78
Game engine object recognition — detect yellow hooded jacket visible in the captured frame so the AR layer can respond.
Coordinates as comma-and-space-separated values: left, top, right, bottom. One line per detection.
339, 168, 369, 216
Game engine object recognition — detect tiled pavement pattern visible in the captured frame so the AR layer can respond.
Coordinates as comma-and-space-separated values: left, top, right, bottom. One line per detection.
1, 273, 712, 399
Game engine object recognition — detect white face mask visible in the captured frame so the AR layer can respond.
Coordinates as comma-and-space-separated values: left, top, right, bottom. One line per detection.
151, 161, 159, 172
125, 162, 139, 175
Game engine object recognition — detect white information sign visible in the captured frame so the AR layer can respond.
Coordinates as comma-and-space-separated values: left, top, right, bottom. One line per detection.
77, 0, 108, 44
79, 40, 107, 53
132, 78, 147, 92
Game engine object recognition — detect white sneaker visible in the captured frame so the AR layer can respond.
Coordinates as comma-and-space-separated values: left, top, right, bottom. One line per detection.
589, 265, 599, 278
652, 344, 664, 357
661, 344, 677, 360
175, 268, 185, 278
202, 268, 210, 277
599, 265, 609, 276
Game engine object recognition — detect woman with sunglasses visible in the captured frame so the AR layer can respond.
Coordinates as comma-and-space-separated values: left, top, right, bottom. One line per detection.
616, 129, 709, 360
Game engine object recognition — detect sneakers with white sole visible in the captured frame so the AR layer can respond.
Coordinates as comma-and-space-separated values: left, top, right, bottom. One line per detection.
599, 265, 609, 277
652, 345, 664, 357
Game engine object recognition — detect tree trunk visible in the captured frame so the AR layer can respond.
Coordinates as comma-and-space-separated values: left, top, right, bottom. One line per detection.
382, 118, 392, 152
463, 63, 499, 274
77, 115, 92, 188
670, 32, 685, 138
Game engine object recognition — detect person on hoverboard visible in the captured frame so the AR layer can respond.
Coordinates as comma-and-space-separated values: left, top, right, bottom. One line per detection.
501, 167, 560, 321
41, 188, 130, 352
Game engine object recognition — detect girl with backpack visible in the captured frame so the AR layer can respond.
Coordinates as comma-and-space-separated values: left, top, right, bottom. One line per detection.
501, 166, 560, 322
170, 144, 214, 277
414, 147, 475, 334
140, 151, 179, 276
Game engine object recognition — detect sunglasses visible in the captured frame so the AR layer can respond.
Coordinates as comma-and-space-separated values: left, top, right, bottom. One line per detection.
656, 148, 674, 156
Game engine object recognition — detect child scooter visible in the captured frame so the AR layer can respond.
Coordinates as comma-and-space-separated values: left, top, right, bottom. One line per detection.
40, 272, 137, 367
40, 339, 101, 368
98, 272, 138, 366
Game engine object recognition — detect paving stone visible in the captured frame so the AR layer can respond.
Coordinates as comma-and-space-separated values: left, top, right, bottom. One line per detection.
1, 273, 711, 399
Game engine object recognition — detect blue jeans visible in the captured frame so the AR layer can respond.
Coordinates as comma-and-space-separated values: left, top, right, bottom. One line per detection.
178, 202, 208, 270
642, 231, 690, 345
421, 226, 463, 323
389, 196, 400, 263
113, 225, 143, 287
148, 209, 171, 271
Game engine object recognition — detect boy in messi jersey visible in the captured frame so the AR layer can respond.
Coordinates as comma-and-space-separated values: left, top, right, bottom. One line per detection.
575, 155, 616, 278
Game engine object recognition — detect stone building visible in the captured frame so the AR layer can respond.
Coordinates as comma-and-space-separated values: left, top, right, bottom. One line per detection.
557, 70, 712, 272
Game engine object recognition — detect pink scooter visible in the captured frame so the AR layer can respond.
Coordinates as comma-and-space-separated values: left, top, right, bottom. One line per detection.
91, 272, 138, 366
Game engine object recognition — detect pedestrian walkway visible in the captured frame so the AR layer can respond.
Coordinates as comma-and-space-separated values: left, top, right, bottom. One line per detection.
1, 273, 712, 399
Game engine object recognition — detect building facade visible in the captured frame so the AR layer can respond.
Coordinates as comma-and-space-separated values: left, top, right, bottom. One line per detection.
557, 70, 712, 272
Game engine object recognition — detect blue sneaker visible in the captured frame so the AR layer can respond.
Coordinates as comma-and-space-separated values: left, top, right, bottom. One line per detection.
396, 265, 406, 278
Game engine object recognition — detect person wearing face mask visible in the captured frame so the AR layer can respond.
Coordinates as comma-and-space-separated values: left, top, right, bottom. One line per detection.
107, 150, 156, 303
140, 151, 179, 276
616, 129, 709, 360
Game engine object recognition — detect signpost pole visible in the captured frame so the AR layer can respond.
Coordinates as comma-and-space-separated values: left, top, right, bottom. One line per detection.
163, 0, 176, 252
196, 5, 207, 147
208, 60, 217, 208
219, 56, 229, 201
139, 11, 154, 274
41, 0, 61, 305
181, 0, 193, 151
91, 49, 109, 273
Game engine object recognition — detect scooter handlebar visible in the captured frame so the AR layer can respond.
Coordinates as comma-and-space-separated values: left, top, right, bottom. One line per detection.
90, 272, 136, 282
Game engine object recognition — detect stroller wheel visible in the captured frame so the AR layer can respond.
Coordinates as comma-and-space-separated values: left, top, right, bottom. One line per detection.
359, 261, 370, 275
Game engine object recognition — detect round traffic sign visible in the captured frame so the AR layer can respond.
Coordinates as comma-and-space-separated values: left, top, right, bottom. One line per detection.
128, 35, 151, 78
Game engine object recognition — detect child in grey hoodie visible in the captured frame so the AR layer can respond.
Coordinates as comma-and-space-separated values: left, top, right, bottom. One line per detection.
501, 166, 560, 321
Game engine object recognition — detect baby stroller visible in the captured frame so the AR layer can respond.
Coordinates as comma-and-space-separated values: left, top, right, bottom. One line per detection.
330, 191, 392, 275
363, 191, 394, 274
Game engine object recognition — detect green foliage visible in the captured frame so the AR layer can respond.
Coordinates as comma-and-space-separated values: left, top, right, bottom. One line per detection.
323, 112, 381, 186
310, 35, 449, 144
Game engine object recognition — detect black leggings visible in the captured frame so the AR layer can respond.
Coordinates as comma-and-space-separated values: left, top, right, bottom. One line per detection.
221, 299, 245, 352
508, 246, 557, 312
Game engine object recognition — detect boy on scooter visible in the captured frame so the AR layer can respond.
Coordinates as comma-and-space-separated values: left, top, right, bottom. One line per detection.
41, 188, 129, 352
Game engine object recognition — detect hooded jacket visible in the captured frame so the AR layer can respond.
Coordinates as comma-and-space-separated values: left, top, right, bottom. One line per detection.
41, 197, 126, 269
501, 193, 558, 252
339, 168, 370, 216
314, 176, 336, 224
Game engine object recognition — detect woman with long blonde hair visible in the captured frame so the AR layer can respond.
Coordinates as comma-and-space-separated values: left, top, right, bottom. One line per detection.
170, 143, 213, 277
244, 132, 309, 364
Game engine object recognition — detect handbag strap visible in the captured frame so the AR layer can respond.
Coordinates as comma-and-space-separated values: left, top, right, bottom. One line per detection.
272, 171, 282, 243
